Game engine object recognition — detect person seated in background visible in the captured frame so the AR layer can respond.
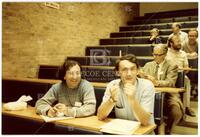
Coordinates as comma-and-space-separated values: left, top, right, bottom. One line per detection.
166, 35, 196, 117
140, 44, 183, 134
97, 54, 155, 126
168, 22, 188, 46
149, 28, 162, 44
182, 28, 198, 59
35, 59, 96, 118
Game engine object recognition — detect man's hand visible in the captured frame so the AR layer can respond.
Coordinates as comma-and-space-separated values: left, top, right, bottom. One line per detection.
190, 52, 198, 58
138, 70, 148, 78
124, 83, 136, 98
110, 85, 120, 102
47, 107, 58, 117
54, 103, 68, 115
147, 75, 159, 86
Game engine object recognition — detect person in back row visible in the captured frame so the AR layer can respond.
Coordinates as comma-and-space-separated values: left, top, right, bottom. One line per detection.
35, 59, 96, 118
149, 28, 162, 44
97, 54, 155, 126
168, 22, 188, 46
166, 35, 196, 117
140, 44, 183, 134
182, 28, 198, 59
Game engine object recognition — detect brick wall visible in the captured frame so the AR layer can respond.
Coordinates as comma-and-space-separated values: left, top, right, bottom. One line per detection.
2, 2, 139, 78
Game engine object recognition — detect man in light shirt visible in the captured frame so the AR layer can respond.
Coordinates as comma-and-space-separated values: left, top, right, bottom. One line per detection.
182, 28, 198, 59
168, 22, 188, 46
97, 54, 155, 127
166, 35, 196, 117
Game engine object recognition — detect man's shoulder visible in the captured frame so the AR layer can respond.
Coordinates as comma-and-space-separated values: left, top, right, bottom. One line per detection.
143, 61, 155, 69
164, 59, 174, 65
180, 30, 188, 35
52, 82, 63, 88
145, 61, 155, 66
107, 79, 121, 87
137, 78, 154, 87
164, 60, 178, 69
179, 50, 187, 56
80, 79, 93, 87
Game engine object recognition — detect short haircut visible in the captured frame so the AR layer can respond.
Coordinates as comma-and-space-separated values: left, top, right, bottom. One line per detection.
188, 28, 198, 37
115, 54, 139, 71
154, 44, 168, 54
57, 58, 82, 81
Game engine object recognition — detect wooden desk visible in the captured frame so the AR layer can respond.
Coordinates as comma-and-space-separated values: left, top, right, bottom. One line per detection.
56, 116, 156, 135
2, 105, 43, 122
155, 87, 185, 93
2, 105, 156, 135
180, 68, 198, 72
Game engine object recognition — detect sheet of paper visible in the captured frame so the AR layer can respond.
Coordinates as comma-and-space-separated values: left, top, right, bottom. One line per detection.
100, 119, 141, 135
40, 115, 74, 122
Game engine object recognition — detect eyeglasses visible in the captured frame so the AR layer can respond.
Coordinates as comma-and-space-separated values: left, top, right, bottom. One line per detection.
152, 53, 165, 56
66, 71, 81, 76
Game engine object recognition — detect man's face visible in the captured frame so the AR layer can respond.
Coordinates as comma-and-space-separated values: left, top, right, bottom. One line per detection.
172, 24, 179, 34
171, 37, 182, 51
64, 64, 81, 89
118, 60, 138, 85
188, 30, 198, 43
153, 47, 166, 64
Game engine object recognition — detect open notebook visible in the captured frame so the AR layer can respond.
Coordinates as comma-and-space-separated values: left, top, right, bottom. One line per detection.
40, 115, 74, 122
100, 119, 141, 135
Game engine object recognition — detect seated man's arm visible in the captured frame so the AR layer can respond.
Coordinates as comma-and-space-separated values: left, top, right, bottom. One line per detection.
97, 83, 118, 120
35, 85, 57, 116
186, 52, 198, 59
157, 64, 178, 87
125, 81, 155, 126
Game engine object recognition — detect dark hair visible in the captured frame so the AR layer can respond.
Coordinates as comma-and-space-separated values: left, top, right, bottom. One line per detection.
57, 58, 82, 81
115, 54, 139, 71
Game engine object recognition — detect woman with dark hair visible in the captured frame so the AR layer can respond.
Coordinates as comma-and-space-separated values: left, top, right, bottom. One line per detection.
35, 58, 96, 118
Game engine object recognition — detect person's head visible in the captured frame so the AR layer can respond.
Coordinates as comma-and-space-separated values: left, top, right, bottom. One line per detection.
58, 58, 82, 89
150, 28, 159, 37
168, 35, 182, 51
115, 54, 139, 85
172, 23, 181, 34
188, 28, 198, 44
152, 44, 168, 64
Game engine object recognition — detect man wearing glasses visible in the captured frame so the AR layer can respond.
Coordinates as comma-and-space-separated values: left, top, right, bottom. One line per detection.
141, 44, 183, 134
35, 59, 96, 118
97, 54, 155, 127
